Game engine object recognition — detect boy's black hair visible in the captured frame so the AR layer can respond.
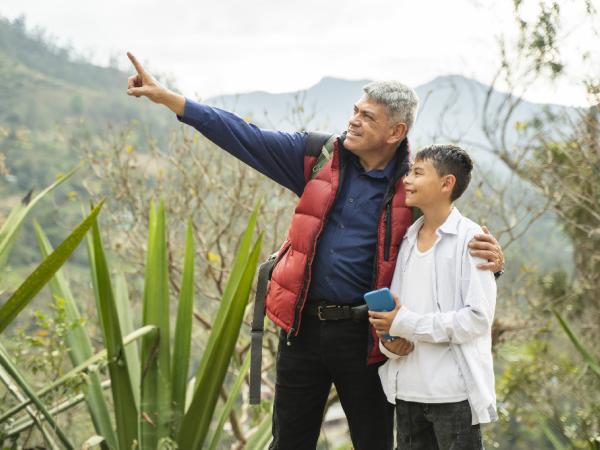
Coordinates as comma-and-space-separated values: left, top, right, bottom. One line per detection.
414, 144, 473, 201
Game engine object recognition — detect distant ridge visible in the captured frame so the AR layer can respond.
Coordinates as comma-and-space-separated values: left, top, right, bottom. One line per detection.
205, 74, 574, 162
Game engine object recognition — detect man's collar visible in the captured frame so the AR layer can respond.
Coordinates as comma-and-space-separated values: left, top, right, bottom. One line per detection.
348, 142, 401, 180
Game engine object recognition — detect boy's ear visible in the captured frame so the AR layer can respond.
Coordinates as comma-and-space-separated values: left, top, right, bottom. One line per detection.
441, 174, 456, 196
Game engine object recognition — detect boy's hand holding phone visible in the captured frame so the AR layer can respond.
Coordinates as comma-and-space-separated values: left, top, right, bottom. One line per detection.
368, 292, 401, 337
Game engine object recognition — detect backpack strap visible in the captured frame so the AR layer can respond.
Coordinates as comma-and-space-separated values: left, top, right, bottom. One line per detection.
307, 133, 336, 180
305, 131, 333, 156
249, 252, 278, 405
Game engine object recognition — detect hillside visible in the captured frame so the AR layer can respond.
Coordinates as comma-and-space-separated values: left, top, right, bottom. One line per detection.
0, 16, 173, 132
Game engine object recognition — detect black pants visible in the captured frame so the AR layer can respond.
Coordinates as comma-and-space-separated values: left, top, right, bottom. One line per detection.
269, 313, 394, 450
395, 400, 483, 450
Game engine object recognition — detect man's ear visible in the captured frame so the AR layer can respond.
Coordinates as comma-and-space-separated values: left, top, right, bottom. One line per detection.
387, 122, 407, 145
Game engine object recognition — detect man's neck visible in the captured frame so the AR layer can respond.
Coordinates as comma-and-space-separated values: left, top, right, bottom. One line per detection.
355, 143, 399, 172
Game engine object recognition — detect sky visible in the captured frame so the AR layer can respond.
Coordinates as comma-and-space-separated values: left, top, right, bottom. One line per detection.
1, 0, 596, 106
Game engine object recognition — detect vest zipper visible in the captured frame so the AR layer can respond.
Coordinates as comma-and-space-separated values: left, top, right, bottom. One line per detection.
383, 200, 392, 261
286, 266, 312, 345
370, 185, 396, 287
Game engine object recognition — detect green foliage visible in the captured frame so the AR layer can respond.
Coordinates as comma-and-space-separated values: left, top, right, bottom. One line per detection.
0, 342, 74, 449
34, 221, 116, 447
0, 165, 80, 272
553, 309, 600, 380
1, 200, 263, 448
74, 202, 261, 449
139, 201, 171, 447
513, 0, 563, 77
171, 219, 195, 431
488, 4, 600, 445
89, 211, 140, 450
178, 204, 262, 449
0, 200, 104, 333
2, 184, 266, 450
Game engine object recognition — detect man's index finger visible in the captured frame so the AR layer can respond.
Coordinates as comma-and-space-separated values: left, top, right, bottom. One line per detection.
127, 52, 145, 75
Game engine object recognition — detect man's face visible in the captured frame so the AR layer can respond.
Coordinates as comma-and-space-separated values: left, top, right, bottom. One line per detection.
403, 158, 453, 208
344, 94, 403, 155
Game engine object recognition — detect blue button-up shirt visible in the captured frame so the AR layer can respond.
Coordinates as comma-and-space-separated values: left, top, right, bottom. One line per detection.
307, 151, 397, 304
179, 100, 400, 305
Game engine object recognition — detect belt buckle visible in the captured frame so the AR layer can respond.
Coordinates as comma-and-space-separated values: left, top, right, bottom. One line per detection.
317, 304, 338, 320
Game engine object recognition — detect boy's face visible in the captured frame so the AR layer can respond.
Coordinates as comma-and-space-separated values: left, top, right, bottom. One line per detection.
403, 158, 454, 208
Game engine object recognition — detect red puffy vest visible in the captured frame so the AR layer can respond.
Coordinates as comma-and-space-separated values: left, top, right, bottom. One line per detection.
265, 133, 413, 364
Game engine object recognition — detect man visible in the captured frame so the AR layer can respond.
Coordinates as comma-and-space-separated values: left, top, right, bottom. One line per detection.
126, 52, 504, 450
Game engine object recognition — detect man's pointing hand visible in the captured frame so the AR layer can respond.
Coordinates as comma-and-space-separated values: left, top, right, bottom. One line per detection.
126, 52, 162, 101
126, 52, 185, 116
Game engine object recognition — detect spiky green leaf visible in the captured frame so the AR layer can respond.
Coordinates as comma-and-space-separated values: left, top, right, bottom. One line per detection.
171, 218, 195, 429
91, 215, 140, 449
140, 200, 172, 447
0, 165, 80, 271
178, 232, 262, 449
0, 200, 104, 334
33, 221, 116, 448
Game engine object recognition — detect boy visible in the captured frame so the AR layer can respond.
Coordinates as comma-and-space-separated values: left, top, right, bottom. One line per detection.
369, 144, 497, 450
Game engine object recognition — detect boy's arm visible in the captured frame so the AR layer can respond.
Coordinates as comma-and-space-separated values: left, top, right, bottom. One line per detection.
378, 338, 414, 360
178, 99, 308, 196
389, 229, 497, 345
379, 341, 402, 360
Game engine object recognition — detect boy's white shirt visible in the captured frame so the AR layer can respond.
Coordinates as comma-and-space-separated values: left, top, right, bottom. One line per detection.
378, 207, 498, 425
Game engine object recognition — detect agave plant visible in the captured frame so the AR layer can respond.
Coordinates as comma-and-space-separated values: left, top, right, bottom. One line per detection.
0, 174, 104, 448
87, 200, 265, 449
1, 198, 267, 449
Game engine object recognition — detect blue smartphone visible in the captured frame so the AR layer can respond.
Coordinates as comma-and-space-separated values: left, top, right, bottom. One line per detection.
364, 288, 395, 311
363, 288, 396, 340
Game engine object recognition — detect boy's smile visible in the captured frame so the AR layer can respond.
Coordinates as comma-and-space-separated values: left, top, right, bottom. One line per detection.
403, 159, 453, 208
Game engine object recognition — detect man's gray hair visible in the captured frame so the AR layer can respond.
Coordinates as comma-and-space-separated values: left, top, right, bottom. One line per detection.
363, 81, 419, 133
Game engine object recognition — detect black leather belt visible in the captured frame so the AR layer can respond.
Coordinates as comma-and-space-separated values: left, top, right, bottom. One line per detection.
304, 302, 369, 321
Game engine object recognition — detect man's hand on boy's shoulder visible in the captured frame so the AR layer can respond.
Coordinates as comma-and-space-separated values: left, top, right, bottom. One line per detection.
382, 337, 414, 356
468, 225, 504, 273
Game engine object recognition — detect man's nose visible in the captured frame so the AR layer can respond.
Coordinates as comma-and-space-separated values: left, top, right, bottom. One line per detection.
348, 114, 360, 127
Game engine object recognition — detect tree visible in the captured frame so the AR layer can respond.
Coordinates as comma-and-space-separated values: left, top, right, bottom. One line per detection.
472, 1, 600, 448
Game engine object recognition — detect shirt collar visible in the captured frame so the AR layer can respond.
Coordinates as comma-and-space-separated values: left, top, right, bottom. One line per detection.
349, 146, 400, 180
404, 207, 463, 245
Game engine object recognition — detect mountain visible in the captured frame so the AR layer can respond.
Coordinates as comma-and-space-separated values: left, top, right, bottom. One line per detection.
206, 74, 577, 168
0, 16, 173, 133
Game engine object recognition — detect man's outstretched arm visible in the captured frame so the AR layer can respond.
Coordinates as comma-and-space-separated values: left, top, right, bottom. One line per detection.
126, 52, 308, 196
